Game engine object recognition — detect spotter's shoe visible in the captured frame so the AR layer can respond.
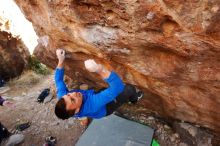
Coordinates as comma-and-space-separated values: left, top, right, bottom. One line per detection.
5, 134, 24, 146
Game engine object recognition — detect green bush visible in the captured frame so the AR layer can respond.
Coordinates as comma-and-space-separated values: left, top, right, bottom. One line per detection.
28, 56, 50, 75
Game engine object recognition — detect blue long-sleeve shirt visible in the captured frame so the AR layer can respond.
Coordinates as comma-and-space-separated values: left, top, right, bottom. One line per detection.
55, 68, 125, 119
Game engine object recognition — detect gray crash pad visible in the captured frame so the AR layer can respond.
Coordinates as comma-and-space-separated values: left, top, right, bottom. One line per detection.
76, 114, 154, 146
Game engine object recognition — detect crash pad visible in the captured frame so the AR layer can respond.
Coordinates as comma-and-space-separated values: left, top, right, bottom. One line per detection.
76, 114, 154, 146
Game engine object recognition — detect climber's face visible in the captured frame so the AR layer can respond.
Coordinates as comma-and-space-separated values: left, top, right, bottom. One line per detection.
63, 92, 82, 113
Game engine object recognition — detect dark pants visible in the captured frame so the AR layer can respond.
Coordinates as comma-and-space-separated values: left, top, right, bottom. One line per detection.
106, 84, 139, 116
0, 122, 10, 144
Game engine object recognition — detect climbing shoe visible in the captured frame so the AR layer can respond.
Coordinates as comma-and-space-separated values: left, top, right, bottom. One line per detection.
37, 88, 50, 103
15, 122, 31, 131
43, 136, 56, 146
137, 91, 144, 101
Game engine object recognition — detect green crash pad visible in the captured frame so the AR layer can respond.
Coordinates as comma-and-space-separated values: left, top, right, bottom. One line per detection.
76, 114, 155, 146
152, 139, 160, 146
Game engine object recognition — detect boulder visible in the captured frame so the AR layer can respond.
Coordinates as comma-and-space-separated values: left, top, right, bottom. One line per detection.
0, 30, 30, 80
15, 0, 220, 136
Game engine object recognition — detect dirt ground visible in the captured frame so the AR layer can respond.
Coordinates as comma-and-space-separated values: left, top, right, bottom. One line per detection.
0, 70, 214, 146
0, 71, 85, 146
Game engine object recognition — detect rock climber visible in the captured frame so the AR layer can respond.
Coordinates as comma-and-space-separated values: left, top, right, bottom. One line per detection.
54, 49, 143, 124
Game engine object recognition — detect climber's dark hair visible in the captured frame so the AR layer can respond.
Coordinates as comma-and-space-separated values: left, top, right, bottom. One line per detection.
55, 98, 75, 120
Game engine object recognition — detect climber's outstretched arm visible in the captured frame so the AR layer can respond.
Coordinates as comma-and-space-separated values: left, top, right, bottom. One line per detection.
55, 49, 68, 99
84, 59, 125, 108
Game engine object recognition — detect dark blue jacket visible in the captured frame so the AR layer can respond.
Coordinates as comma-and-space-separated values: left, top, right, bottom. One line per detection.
55, 68, 125, 119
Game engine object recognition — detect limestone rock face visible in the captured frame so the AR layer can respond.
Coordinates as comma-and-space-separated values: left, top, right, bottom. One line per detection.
0, 30, 30, 80
15, 0, 220, 134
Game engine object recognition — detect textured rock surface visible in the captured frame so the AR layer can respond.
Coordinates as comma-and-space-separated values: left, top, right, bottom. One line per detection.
0, 26, 30, 80
173, 122, 213, 146
15, 0, 220, 135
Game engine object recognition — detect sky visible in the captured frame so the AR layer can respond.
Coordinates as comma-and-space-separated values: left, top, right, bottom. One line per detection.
0, 0, 38, 54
